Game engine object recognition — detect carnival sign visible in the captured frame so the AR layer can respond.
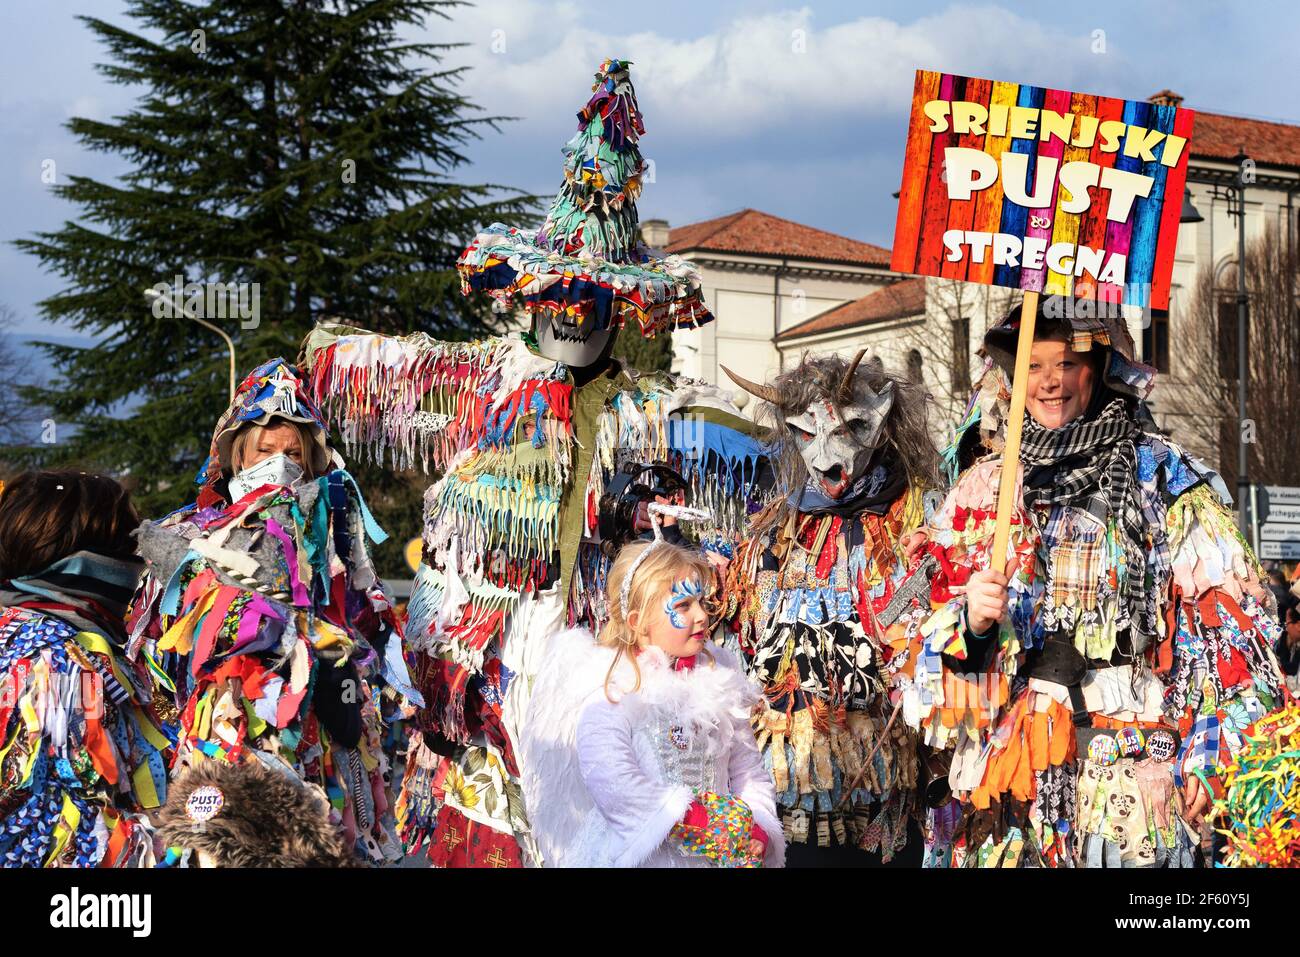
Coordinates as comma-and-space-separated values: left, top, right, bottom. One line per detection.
892, 71, 1195, 310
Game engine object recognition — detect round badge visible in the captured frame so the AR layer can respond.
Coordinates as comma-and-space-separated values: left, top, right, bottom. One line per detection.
185, 785, 225, 823
1116, 726, 1145, 758
668, 726, 689, 751
1145, 729, 1177, 762
1087, 734, 1120, 766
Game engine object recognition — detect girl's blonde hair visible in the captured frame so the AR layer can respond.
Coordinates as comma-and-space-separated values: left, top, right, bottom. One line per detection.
230, 420, 319, 478
598, 540, 716, 702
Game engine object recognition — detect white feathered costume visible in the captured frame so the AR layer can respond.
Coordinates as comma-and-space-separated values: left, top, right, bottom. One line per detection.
521, 628, 785, 867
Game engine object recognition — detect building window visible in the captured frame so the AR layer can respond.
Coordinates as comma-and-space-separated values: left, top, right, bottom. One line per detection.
951, 317, 971, 395
907, 349, 923, 383
1217, 295, 1246, 381
1142, 310, 1170, 373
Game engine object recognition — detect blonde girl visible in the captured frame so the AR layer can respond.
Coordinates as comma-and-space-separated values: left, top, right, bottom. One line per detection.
521, 540, 784, 868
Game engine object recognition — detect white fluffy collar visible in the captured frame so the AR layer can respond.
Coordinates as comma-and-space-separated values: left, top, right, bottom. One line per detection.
553, 628, 760, 737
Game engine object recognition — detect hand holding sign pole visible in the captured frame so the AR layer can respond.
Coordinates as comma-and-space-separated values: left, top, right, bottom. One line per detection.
891, 71, 1193, 571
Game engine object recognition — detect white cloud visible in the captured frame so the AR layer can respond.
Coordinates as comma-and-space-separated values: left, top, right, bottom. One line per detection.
65, 96, 103, 120
428, 2, 1129, 140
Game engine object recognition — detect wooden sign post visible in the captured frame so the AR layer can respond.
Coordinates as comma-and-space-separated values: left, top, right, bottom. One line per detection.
989, 289, 1037, 572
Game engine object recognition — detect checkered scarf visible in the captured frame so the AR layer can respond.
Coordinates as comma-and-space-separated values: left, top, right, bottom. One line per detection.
1019, 398, 1165, 647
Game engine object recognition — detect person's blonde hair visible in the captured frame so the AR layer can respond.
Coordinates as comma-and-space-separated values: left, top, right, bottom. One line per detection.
230, 420, 318, 478
598, 540, 716, 702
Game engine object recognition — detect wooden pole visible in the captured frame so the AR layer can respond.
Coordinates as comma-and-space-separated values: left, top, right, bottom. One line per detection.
990, 289, 1039, 574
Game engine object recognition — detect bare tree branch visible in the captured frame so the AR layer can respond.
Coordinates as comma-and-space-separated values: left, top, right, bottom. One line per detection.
1158, 221, 1300, 486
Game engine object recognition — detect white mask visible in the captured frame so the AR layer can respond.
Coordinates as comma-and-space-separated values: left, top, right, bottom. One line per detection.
785, 383, 894, 499
227, 453, 304, 501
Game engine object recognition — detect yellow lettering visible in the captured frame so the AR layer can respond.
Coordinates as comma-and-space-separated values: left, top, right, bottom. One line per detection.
1039, 109, 1075, 145
1123, 126, 1167, 162
952, 100, 988, 136
1008, 105, 1039, 139
1097, 120, 1127, 153
924, 99, 951, 133
1160, 134, 1188, 168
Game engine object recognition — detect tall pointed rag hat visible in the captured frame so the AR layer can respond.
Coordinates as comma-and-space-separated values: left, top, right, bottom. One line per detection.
455, 58, 712, 338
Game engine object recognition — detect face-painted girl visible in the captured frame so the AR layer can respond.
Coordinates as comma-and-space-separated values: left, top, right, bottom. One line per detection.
636, 573, 710, 659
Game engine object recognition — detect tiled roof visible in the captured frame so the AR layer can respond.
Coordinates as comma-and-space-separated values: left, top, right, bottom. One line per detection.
666, 208, 891, 266
1191, 111, 1300, 170
777, 278, 926, 341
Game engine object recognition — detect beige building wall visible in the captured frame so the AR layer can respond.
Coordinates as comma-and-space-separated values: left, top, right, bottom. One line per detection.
672, 257, 892, 387
1151, 161, 1300, 469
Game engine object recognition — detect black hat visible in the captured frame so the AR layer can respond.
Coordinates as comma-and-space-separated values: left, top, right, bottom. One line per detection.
980, 296, 1156, 400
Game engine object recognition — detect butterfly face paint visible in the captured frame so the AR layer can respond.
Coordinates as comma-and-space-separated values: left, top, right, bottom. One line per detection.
665, 577, 704, 629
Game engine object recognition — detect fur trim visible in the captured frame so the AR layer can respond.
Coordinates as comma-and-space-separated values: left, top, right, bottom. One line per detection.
522, 629, 764, 867
611, 785, 694, 868
606, 642, 761, 752
157, 759, 359, 867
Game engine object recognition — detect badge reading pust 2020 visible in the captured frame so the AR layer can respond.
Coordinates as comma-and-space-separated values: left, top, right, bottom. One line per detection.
185, 785, 225, 823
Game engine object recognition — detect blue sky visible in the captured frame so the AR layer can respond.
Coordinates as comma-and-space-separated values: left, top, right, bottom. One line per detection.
3, 0, 1298, 340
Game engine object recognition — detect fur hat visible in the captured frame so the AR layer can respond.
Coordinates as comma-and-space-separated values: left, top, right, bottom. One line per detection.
157, 758, 360, 868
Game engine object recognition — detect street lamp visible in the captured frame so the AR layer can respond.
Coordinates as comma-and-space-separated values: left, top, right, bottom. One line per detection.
1182, 152, 1252, 539
143, 287, 237, 403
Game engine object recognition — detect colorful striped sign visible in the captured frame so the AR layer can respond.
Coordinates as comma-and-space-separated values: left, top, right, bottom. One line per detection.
891, 70, 1194, 310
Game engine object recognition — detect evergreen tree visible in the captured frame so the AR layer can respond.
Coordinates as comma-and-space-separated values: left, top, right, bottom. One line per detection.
614, 329, 673, 374
13, 0, 539, 572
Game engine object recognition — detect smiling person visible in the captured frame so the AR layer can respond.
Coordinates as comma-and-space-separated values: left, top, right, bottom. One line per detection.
720, 350, 942, 865
126, 359, 420, 866
519, 540, 783, 867
906, 299, 1287, 869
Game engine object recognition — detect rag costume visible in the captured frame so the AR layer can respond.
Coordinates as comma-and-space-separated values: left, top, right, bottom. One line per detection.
904, 308, 1288, 868
0, 551, 168, 866
519, 627, 783, 867
720, 354, 938, 859
126, 359, 419, 865
298, 59, 768, 867
1211, 700, 1300, 867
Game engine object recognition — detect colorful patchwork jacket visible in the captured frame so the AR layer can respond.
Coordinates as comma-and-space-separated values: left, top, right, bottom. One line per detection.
722, 468, 934, 858
0, 606, 169, 867
904, 434, 1287, 867
126, 359, 417, 865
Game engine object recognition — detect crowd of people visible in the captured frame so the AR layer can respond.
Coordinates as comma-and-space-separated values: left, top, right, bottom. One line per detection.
0, 59, 1293, 870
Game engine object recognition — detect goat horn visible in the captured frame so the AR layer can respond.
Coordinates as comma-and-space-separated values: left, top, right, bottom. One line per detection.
840, 349, 868, 398
721, 364, 780, 405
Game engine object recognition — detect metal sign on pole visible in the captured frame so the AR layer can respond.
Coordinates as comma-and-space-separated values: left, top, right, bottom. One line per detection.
1256, 485, 1300, 564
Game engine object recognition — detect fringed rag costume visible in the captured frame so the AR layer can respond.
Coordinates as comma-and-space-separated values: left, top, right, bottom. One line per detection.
0, 553, 168, 866
126, 359, 419, 865
905, 310, 1288, 868
298, 59, 768, 867
719, 354, 940, 859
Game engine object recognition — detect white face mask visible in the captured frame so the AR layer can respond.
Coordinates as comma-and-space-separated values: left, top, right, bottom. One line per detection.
227, 452, 304, 501
785, 383, 894, 500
